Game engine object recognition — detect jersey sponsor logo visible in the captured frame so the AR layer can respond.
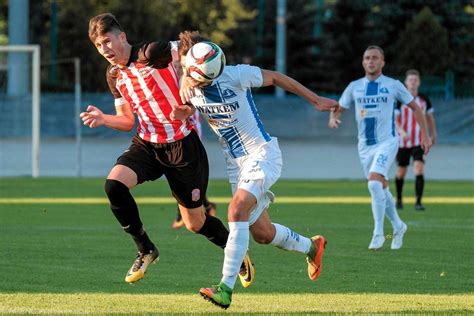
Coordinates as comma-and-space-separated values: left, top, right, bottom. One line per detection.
195, 101, 240, 114
191, 188, 201, 202
379, 87, 389, 94
356, 96, 388, 104
222, 88, 237, 99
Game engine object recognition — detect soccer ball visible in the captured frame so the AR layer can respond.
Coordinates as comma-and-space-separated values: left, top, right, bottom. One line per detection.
185, 41, 226, 83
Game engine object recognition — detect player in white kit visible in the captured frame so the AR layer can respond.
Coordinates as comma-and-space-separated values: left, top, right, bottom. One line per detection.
328, 46, 432, 251
175, 31, 339, 309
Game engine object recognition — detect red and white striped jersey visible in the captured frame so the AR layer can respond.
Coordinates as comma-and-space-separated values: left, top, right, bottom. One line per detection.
188, 110, 203, 139
396, 93, 433, 148
106, 42, 193, 144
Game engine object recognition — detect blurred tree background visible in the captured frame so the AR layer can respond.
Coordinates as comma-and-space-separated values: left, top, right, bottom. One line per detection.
0, 0, 472, 95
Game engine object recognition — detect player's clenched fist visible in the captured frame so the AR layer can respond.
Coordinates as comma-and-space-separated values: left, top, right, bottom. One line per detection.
314, 96, 339, 112
80, 105, 104, 128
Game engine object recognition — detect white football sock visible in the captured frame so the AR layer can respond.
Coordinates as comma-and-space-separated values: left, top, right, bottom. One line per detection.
384, 187, 403, 230
270, 223, 312, 254
221, 221, 249, 290
368, 180, 386, 236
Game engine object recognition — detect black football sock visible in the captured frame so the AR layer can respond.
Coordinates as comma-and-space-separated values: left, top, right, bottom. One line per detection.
131, 228, 156, 254
197, 213, 229, 249
415, 175, 425, 204
395, 177, 404, 201
104, 179, 154, 252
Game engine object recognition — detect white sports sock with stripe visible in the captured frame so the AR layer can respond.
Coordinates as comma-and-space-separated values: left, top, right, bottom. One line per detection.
270, 223, 312, 254
368, 180, 386, 236
221, 221, 249, 290
384, 187, 403, 230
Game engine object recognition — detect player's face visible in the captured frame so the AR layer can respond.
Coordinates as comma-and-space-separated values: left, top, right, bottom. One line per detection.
405, 74, 420, 91
362, 49, 385, 76
94, 31, 128, 65
180, 55, 210, 88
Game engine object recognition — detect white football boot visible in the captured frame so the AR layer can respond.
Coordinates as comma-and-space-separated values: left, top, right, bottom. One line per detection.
368, 235, 385, 250
391, 222, 408, 250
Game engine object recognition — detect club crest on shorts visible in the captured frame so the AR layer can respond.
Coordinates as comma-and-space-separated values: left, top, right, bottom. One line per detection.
191, 188, 201, 202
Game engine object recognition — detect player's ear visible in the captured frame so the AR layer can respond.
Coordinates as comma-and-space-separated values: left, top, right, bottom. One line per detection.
119, 32, 127, 43
381, 59, 385, 69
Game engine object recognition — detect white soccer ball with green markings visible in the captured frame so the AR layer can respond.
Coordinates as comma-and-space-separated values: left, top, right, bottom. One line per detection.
185, 41, 226, 83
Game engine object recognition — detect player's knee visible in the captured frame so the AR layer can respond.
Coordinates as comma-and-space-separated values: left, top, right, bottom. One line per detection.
104, 179, 128, 201
184, 220, 202, 233
252, 230, 273, 244
368, 180, 384, 195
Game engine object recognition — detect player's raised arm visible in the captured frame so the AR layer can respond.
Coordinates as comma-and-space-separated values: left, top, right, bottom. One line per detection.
406, 99, 432, 154
80, 102, 135, 131
260, 69, 338, 112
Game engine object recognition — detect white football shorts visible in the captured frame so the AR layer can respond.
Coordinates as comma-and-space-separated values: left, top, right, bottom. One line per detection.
226, 137, 282, 225
358, 137, 399, 180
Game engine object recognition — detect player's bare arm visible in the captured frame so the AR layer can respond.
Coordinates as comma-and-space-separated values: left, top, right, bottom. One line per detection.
407, 100, 432, 154
80, 102, 135, 131
261, 69, 338, 112
328, 106, 344, 129
394, 112, 408, 141
170, 103, 196, 121
426, 112, 437, 145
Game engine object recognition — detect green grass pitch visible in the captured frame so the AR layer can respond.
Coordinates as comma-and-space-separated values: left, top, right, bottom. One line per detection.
0, 178, 472, 314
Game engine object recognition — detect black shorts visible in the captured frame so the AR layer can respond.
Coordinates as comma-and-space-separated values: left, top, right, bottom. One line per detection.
396, 146, 424, 167
116, 130, 209, 209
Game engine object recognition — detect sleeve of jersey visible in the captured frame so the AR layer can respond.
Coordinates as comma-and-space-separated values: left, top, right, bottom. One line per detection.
338, 82, 354, 109
424, 94, 434, 113
138, 41, 172, 69
396, 80, 414, 105
106, 66, 126, 107
236, 64, 263, 89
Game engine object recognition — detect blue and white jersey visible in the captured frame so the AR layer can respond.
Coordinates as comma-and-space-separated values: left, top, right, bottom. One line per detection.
190, 64, 271, 158
339, 74, 414, 146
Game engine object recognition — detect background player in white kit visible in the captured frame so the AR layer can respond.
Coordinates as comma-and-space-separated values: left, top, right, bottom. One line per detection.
175, 31, 338, 309
328, 46, 432, 251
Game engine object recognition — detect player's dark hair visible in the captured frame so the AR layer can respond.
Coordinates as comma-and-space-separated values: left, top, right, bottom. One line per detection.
405, 69, 420, 78
365, 45, 385, 57
88, 13, 123, 43
178, 31, 208, 57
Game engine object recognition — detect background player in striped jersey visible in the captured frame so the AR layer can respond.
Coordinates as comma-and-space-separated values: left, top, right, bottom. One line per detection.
329, 46, 432, 251
81, 13, 252, 285
173, 31, 338, 309
394, 69, 437, 211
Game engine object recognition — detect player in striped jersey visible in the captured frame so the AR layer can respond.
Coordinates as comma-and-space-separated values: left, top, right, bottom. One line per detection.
172, 110, 217, 230
81, 13, 252, 285
394, 69, 437, 211
329, 46, 432, 251
174, 31, 338, 309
